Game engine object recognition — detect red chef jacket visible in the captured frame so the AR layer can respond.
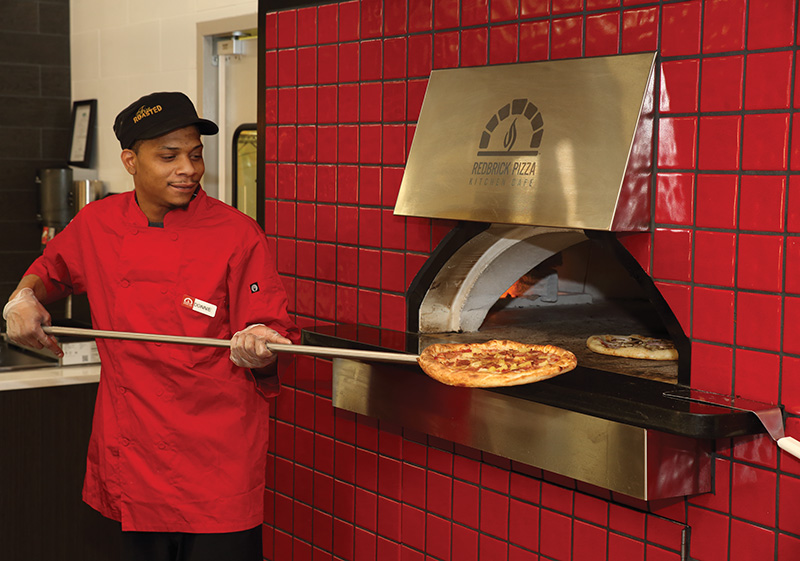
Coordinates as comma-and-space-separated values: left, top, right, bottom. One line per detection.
26, 188, 299, 532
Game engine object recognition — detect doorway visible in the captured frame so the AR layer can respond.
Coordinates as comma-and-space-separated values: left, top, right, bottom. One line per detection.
197, 15, 258, 220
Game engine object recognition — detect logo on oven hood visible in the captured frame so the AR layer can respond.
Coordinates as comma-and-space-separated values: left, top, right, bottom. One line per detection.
470, 98, 543, 187
478, 98, 543, 156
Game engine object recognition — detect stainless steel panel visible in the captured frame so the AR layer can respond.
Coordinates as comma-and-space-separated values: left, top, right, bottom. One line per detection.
333, 358, 711, 500
394, 52, 656, 231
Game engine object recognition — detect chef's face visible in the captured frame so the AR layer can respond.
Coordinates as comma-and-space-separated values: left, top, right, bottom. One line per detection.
121, 126, 205, 223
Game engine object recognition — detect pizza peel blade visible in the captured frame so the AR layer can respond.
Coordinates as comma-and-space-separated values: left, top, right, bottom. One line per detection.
41, 326, 420, 365
664, 388, 800, 460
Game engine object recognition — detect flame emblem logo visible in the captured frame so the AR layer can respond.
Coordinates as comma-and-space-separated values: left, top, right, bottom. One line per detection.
478, 99, 543, 157
503, 119, 518, 151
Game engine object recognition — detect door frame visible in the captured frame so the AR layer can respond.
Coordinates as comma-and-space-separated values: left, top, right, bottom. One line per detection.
195, 14, 258, 210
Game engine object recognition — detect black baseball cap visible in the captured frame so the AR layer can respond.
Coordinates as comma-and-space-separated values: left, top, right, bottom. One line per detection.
113, 92, 219, 149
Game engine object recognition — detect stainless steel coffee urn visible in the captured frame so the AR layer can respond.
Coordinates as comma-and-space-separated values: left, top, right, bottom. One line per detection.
37, 167, 73, 245
37, 168, 104, 247
35, 168, 104, 324
73, 179, 104, 214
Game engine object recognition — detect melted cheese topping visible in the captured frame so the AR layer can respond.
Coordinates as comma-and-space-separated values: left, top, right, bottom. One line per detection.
434, 348, 546, 373
599, 334, 675, 351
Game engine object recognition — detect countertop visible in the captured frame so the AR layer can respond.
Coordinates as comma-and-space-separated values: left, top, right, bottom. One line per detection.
0, 363, 100, 391
0, 339, 100, 391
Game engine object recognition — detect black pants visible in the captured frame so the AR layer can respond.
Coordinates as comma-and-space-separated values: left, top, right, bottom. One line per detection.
120, 525, 262, 561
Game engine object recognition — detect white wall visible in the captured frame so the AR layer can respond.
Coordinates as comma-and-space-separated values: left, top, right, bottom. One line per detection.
70, 0, 257, 195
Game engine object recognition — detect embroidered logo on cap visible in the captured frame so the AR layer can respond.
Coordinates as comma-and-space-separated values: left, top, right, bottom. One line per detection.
250, 283, 260, 293
181, 294, 217, 318
134, 104, 163, 123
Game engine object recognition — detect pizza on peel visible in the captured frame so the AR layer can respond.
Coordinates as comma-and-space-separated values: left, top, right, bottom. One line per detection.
417, 339, 577, 388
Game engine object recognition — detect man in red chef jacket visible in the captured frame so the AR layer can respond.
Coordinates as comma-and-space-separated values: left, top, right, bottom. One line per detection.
2, 91, 300, 561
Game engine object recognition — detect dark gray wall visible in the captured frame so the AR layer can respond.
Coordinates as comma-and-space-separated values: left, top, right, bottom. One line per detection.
0, 0, 71, 305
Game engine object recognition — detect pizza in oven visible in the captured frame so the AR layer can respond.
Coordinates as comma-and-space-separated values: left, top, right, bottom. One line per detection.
417, 339, 577, 388
586, 334, 678, 361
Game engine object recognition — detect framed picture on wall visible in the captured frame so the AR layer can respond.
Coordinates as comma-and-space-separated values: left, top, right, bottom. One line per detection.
68, 99, 97, 167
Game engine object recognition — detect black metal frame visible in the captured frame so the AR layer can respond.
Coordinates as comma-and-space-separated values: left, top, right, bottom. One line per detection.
231, 122, 258, 219
67, 99, 97, 168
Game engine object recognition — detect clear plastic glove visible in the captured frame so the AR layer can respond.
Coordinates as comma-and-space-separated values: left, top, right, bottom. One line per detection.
3, 288, 63, 357
230, 323, 292, 369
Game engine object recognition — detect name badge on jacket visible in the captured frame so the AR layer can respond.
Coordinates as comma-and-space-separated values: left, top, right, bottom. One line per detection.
182, 295, 217, 318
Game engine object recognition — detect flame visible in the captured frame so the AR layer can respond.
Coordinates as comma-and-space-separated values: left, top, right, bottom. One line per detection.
501, 273, 537, 299
504, 118, 518, 151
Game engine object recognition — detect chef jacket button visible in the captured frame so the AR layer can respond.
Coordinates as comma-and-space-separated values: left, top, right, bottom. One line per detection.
121, 438, 130, 446
121, 279, 130, 288
158, 442, 167, 450
118, 386, 127, 394
130, 228, 138, 235
160, 287, 168, 294
156, 388, 164, 396
171, 232, 178, 241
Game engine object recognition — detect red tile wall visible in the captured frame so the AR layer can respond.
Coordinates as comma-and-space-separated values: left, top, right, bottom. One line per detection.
261, 0, 800, 559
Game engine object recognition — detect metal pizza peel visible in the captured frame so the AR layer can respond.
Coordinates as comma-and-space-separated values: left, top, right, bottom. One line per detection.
663, 388, 800, 461
41, 326, 420, 365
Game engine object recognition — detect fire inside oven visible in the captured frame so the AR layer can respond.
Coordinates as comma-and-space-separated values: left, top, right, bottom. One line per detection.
406, 223, 690, 386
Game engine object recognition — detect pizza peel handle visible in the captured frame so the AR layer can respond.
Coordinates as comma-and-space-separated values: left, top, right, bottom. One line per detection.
41, 326, 420, 365
752, 406, 800, 462
778, 437, 800, 460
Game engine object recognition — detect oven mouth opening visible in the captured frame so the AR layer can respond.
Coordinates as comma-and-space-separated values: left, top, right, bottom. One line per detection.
408, 223, 691, 386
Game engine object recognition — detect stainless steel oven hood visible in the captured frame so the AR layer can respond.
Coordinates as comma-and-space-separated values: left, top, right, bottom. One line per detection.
394, 52, 657, 232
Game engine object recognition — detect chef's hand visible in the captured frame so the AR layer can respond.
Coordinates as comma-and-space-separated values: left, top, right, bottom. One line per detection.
230, 323, 292, 369
3, 288, 63, 357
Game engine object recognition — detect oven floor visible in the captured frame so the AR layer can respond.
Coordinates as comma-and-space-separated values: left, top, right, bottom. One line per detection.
418, 299, 679, 384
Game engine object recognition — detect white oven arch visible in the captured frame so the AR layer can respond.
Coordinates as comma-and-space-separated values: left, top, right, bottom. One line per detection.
418, 224, 589, 333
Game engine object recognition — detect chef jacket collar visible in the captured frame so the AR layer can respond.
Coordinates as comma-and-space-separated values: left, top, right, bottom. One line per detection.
128, 187, 205, 228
